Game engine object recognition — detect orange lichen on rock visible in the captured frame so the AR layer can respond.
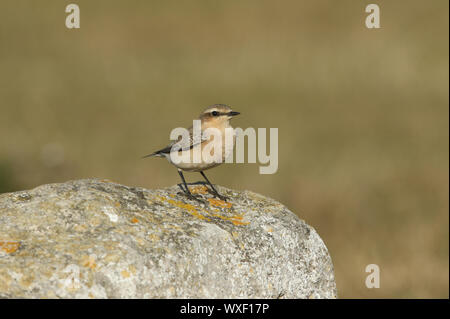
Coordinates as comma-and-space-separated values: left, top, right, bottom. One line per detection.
230, 216, 250, 226
211, 213, 250, 226
190, 185, 209, 195
81, 255, 97, 269
0, 241, 20, 254
207, 198, 232, 209
131, 217, 139, 223
158, 194, 247, 225
160, 196, 211, 221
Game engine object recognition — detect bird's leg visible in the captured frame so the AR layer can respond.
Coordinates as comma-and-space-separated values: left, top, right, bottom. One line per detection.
177, 169, 193, 197
177, 169, 203, 202
200, 171, 228, 201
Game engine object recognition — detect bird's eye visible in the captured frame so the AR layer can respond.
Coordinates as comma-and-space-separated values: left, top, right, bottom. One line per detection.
211, 111, 219, 116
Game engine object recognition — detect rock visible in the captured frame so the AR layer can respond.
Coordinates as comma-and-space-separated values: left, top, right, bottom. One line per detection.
0, 179, 337, 298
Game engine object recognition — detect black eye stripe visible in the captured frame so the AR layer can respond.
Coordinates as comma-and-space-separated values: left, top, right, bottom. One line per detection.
208, 111, 234, 117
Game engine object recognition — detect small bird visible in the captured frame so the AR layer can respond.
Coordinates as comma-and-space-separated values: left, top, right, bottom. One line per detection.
143, 104, 240, 201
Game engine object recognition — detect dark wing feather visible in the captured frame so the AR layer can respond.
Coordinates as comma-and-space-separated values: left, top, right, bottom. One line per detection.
142, 126, 206, 158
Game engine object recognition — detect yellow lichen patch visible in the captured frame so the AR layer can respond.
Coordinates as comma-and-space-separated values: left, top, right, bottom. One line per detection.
211, 213, 250, 226
189, 210, 211, 221
121, 270, 130, 278
267, 227, 273, 232
43, 269, 54, 279
0, 241, 21, 254
131, 217, 139, 223
104, 253, 120, 263
229, 215, 250, 226
0, 270, 12, 291
207, 198, 232, 209
158, 193, 249, 225
157, 195, 166, 202
149, 234, 160, 242
161, 196, 211, 221
81, 255, 97, 270
74, 224, 88, 232
232, 220, 250, 226
190, 185, 209, 195
114, 201, 121, 207
129, 265, 137, 275
19, 274, 35, 289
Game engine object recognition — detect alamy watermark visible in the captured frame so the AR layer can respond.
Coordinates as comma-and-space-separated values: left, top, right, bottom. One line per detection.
65, 4, 80, 29
169, 120, 278, 175
365, 264, 380, 288
365, 4, 381, 29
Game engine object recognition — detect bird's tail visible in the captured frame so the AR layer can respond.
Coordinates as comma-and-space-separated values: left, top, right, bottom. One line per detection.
142, 145, 172, 159
142, 151, 163, 159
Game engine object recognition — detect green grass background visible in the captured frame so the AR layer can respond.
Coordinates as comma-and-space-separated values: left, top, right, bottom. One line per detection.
0, 0, 448, 298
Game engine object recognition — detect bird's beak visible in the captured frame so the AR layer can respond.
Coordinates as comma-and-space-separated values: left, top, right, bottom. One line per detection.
228, 111, 240, 117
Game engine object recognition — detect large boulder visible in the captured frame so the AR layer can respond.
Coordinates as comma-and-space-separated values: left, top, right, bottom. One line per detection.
0, 179, 337, 298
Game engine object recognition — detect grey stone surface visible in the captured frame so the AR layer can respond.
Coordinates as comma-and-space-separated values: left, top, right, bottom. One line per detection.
0, 179, 337, 298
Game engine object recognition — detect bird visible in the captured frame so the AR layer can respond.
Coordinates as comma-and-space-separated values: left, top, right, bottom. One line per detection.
143, 104, 240, 201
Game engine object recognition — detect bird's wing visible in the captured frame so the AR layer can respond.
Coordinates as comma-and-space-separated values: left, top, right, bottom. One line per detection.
143, 126, 206, 158
169, 125, 206, 152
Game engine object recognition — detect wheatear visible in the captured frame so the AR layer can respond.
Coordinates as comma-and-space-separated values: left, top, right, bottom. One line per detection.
143, 104, 240, 201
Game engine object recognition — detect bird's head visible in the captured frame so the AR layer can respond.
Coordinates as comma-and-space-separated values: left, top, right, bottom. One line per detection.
199, 104, 240, 126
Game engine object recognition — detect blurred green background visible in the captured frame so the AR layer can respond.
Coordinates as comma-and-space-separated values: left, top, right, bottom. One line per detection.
0, 1, 448, 298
